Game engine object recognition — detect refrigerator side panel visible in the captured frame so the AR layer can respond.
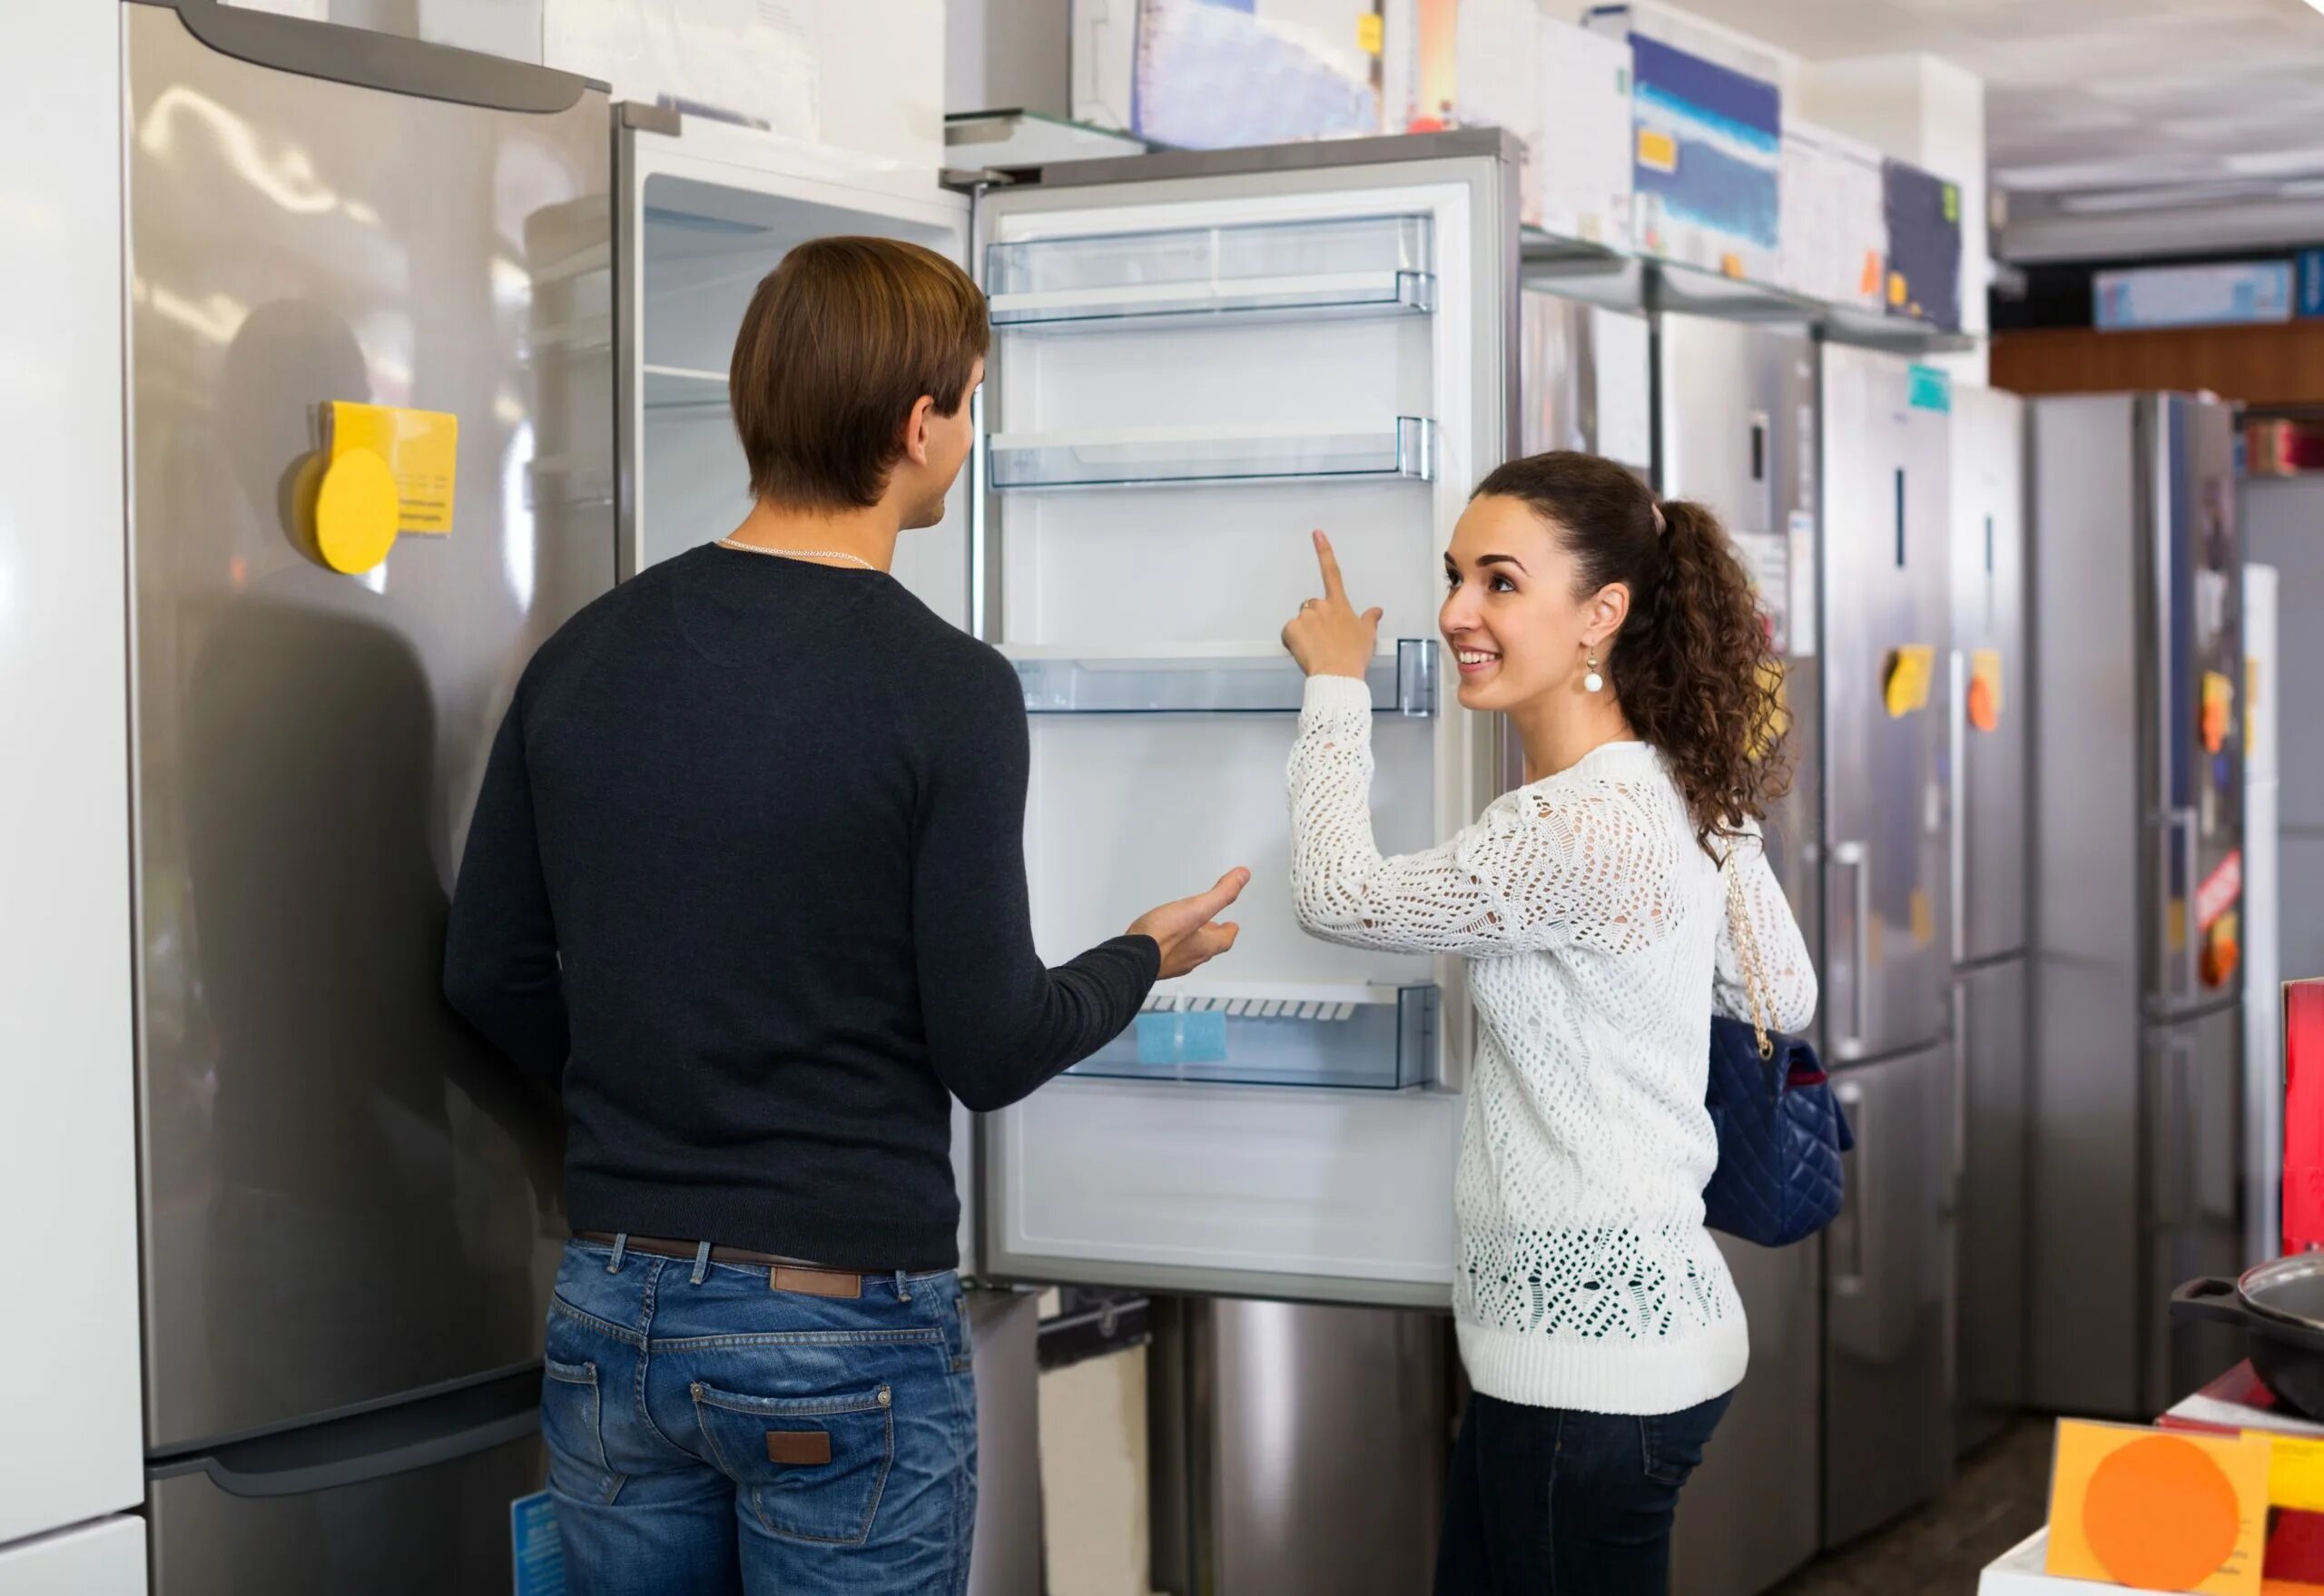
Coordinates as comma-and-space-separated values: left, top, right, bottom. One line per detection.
0, 0, 147, 1549
1949, 385, 2028, 963
2026, 395, 2145, 1415
2246, 564, 2281, 1263
1822, 1039, 1955, 1547
127, 6, 613, 1447
2147, 396, 2243, 1019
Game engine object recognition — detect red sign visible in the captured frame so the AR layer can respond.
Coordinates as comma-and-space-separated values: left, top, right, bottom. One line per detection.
2284, 980, 2324, 1253
2197, 850, 2244, 933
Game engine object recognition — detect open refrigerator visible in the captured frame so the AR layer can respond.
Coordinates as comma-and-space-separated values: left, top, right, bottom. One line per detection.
621, 124, 1519, 1312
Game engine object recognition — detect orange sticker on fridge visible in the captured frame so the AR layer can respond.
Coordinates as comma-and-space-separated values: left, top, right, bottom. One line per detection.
2204, 670, 2236, 754
1968, 648, 2004, 732
2044, 1420, 2270, 1592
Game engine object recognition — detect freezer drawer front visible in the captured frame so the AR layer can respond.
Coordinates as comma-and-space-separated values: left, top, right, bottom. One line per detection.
1956, 959, 2028, 1448
1671, 1234, 1821, 1596
126, 5, 610, 1448
1949, 386, 2028, 964
1824, 1041, 1955, 1547
985, 1080, 1461, 1304
0, 1517, 146, 1596
149, 1432, 544, 1596
2144, 1006, 2245, 1413
2146, 396, 2244, 1017
973, 143, 1513, 1302
1820, 347, 1952, 1063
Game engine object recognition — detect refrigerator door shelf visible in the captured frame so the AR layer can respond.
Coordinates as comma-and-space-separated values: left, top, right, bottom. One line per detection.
987, 213, 1434, 330
1010, 639, 1437, 716
988, 419, 1436, 490
1070, 983, 1439, 1091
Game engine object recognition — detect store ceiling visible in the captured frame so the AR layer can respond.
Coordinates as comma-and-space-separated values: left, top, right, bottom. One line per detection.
1668, 0, 2324, 204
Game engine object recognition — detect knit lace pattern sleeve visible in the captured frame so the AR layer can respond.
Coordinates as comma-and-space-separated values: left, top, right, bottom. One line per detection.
1285, 675, 1678, 960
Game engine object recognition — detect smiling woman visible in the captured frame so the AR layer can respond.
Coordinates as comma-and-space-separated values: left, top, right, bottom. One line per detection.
1275, 449, 1815, 1595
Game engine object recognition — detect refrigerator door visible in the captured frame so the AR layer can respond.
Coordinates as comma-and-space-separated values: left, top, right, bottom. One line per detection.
1655, 315, 1823, 1053
1819, 347, 1952, 1063
2145, 1005, 2246, 1411
610, 113, 980, 1272
2245, 565, 2280, 1263
125, 3, 611, 1450
147, 1372, 545, 1596
1521, 288, 1652, 477
1948, 386, 2028, 964
1670, 1234, 1821, 1596
972, 134, 1515, 1304
1823, 1039, 1956, 1547
2146, 395, 2243, 1018
1955, 958, 2028, 1452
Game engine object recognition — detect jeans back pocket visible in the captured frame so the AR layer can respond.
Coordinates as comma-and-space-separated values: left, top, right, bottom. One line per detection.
690, 1379, 896, 1546
543, 1358, 620, 1505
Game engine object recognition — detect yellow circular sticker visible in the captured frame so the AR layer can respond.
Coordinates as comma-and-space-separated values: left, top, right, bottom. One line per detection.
313, 448, 398, 575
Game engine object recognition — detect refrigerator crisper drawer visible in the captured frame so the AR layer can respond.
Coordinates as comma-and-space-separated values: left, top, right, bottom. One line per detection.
987, 212, 1437, 328
1071, 983, 1438, 1089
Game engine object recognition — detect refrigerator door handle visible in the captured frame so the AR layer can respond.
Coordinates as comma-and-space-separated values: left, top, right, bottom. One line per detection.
1949, 648, 1968, 967
2164, 1032, 2198, 1233
1833, 842, 1871, 1059
2160, 806, 2200, 1005
1951, 981, 1968, 1188
1834, 1079, 1869, 1296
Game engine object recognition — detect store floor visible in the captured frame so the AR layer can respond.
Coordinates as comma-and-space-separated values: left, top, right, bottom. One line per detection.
1768, 1421, 2051, 1595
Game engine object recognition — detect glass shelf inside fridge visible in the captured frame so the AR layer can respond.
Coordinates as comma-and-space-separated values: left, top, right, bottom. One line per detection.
986, 213, 1435, 330
987, 418, 1434, 489
1068, 983, 1440, 1090
1009, 639, 1437, 716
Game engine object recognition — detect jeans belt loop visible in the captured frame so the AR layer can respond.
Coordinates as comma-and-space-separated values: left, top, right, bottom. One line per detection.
607, 1232, 628, 1273
692, 1239, 713, 1286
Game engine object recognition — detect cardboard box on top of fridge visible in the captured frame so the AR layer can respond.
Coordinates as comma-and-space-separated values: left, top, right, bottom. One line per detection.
1778, 119, 1884, 310
1583, 3, 1787, 283
1072, 0, 1387, 149
1883, 153, 1965, 331
545, 0, 947, 171
1535, 16, 1634, 251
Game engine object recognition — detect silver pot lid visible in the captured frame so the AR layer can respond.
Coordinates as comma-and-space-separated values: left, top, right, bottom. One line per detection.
2240, 1252, 2324, 1331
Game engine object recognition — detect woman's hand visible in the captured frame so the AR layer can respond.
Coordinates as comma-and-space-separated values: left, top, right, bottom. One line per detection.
1280, 530, 1382, 680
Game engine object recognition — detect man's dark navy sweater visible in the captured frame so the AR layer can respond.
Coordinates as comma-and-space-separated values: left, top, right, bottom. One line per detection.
444, 544, 1158, 1269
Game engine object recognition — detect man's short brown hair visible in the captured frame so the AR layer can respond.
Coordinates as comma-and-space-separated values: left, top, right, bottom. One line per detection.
727, 236, 990, 512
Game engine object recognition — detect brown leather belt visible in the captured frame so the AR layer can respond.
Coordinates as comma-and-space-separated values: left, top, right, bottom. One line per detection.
574, 1232, 866, 1299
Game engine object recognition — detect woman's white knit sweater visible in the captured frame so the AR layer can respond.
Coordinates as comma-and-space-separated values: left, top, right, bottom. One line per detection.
1287, 675, 1817, 1415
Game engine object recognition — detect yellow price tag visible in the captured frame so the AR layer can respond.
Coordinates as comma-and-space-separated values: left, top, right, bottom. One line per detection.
1356, 13, 1384, 54
1888, 270, 1908, 307
1968, 648, 2004, 732
2272, 1436, 2324, 1512
328, 401, 458, 535
1637, 128, 1678, 174
1883, 644, 1935, 718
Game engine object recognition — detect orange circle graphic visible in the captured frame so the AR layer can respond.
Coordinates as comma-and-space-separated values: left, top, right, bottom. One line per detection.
2083, 1433, 2240, 1591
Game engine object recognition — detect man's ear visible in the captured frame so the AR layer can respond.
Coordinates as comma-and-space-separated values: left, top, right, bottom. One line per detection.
900, 393, 936, 466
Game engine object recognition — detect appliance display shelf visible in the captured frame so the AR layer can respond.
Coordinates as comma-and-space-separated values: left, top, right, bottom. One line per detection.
988, 418, 1434, 489
1008, 639, 1437, 716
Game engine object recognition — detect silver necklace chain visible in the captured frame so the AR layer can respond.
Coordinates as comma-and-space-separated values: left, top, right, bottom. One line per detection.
715, 537, 876, 571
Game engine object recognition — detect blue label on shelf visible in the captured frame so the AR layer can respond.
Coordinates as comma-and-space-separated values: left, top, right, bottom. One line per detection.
2300, 251, 2324, 318
512, 1491, 563, 1596
1906, 364, 1952, 413
1135, 1010, 1228, 1066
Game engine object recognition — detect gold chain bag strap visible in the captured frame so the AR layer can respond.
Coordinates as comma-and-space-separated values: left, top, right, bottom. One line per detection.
1722, 844, 1777, 1061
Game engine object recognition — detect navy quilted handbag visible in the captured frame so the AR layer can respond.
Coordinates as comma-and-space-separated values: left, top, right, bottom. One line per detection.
1701, 859, 1855, 1247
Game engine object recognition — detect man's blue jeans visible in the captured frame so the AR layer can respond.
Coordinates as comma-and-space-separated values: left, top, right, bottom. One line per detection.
540, 1237, 977, 1595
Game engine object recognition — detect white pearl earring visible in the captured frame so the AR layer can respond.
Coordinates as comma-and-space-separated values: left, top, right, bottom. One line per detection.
1583, 651, 1604, 694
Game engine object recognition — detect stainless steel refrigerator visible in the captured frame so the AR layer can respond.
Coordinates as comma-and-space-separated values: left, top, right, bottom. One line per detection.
123, 4, 612, 1589
1948, 385, 2030, 1454
1817, 344, 1957, 1548
1652, 314, 1825, 1596
2028, 393, 2245, 1420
